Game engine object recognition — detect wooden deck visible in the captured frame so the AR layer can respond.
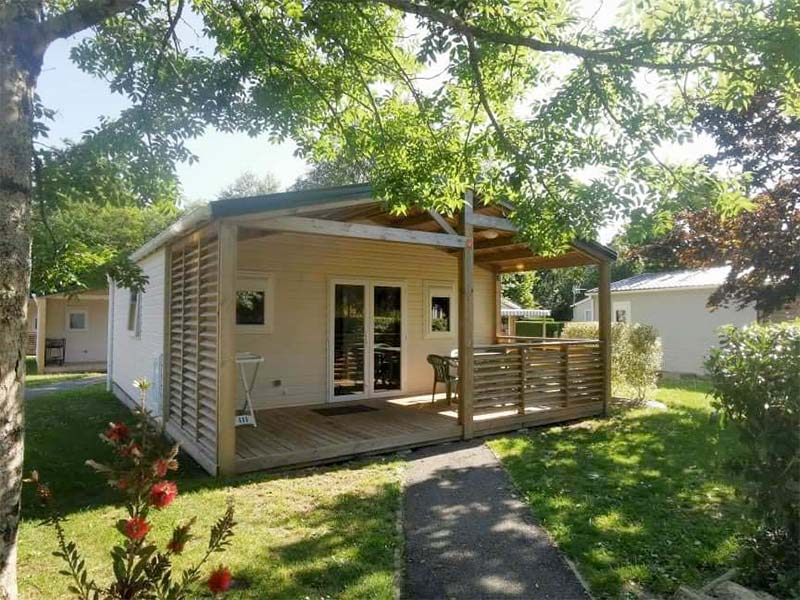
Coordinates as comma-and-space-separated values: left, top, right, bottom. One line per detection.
234, 387, 603, 473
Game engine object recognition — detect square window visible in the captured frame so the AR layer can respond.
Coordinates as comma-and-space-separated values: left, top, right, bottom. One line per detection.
67, 309, 87, 331
235, 272, 273, 333
613, 301, 631, 323
236, 290, 266, 325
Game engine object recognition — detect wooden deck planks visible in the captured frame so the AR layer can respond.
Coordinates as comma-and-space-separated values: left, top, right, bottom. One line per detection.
233, 394, 604, 473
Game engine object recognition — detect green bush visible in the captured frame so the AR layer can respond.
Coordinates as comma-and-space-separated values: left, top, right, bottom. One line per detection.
516, 319, 564, 338
561, 321, 662, 402
706, 321, 800, 598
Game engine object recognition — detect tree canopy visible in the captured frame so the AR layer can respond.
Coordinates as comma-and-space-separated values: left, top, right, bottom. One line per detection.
217, 170, 281, 199
56, 0, 800, 253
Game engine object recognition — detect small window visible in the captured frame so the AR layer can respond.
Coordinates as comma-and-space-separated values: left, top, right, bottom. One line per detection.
584, 309, 592, 321
236, 272, 273, 333
431, 296, 451, 332
127, 290, 142, 336
613, 301, 631, 323
236, 291, 265, 325
424, 282, 456, 338
67, 308, 88, 331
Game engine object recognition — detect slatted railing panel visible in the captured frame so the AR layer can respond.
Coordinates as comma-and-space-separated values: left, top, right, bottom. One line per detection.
522, 345, 568, 407
471, 341, 604, 413
473, 351, 524, 411
565, 343, 603, 405
168, 233, 218, 464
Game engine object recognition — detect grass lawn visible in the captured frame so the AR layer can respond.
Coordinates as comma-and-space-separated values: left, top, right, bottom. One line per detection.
488, 380, 754, 598
19, 384, 402, 599
24, 356, 103, 388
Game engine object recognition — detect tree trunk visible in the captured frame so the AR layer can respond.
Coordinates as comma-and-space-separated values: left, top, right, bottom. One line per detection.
0, 20, 41, 600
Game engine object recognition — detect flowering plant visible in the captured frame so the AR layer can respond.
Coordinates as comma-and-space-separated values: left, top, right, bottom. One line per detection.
28, 379, 236, 599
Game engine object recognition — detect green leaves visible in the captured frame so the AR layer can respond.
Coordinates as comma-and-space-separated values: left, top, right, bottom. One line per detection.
705, 321, 800, 597
34, 0, 800, 254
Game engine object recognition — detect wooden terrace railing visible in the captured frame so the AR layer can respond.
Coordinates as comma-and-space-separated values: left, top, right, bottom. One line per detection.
471, 338, 604, 414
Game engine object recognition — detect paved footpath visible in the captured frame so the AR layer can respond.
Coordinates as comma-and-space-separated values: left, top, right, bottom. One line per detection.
25, 376, 106, 399
403, 440, 589, 600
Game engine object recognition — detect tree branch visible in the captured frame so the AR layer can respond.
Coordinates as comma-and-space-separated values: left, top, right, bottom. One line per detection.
368, 0, 747, 74
38, 0, 142, 46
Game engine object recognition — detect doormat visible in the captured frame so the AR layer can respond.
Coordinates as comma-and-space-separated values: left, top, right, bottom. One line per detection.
313, 405, 378, 416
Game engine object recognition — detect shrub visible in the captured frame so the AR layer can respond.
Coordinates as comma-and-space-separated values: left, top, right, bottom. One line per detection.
27, 379, 236, 599
561, 321, 662, 402
706, 321, 800, 598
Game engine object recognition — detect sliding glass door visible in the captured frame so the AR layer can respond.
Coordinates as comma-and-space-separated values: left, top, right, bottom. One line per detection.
332, 283, 366, 398
330, 281, 404, 400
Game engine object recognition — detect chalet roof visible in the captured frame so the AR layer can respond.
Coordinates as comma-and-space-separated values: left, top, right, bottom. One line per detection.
132, 184, 617, 271
587, 267, 730, 294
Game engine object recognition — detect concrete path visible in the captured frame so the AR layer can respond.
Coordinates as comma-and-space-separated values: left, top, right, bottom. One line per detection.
25, 376, 106, 399
402, 441, 589, 600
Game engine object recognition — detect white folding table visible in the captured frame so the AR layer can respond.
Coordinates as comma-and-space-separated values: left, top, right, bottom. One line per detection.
235, 352, 263, 427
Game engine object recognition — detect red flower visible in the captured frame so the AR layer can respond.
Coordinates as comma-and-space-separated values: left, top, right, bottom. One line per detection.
152, 457, 177, 478
207, 566, 232, 594
149, 481, 178, 509
115, 478, 129, 491
166, 538, 185, 554
123, 518, 150, 541
105, 422, 129, 442
119, 442, 142, 458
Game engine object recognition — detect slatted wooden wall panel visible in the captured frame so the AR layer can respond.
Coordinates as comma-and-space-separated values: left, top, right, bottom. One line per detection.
167, 232, 219, 467
472, 341, 603, 413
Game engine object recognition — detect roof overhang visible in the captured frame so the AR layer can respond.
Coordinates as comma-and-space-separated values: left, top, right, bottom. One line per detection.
129, 184, 617, 272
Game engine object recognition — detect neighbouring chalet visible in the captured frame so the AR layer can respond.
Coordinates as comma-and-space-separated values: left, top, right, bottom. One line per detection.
29, 288, 109, 373
107, 184, 615, 475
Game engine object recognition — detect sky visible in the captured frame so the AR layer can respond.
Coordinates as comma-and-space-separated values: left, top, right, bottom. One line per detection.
36, 7, 715, 243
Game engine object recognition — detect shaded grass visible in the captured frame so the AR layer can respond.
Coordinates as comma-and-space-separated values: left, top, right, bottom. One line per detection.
19, 385, 402, 599
489, 383, 753, 598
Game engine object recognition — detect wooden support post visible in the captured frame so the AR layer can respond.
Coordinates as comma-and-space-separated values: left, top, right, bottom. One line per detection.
458, 190, 475, 439
35, 297, 47, 372
518, 347, 527, 415
561, 343, 570, 407
494, 273, 502, 343
598, 260, 612, 415
217, 222, 238, 475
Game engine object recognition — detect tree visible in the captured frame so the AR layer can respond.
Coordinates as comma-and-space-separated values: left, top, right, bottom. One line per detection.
2, 1, 798, 596
290, 156, 370, 191
695, 89, 800, 193
217, 171, 280, 199
31, 200, 180, 295
501, 272, 537, 309
640, 182, 800, 315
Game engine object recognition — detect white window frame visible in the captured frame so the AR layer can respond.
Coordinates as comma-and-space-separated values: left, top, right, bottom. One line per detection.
584, 308, 592, 321
613, 300, 632, 323
423, 281, 457, 339
127, 290, 142, 338
235, 271, 274, 334
66, 308, 89, 332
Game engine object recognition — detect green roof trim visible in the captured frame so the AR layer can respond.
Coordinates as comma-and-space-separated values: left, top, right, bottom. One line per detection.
210, 183, 374, 218
572, 239, 618, 262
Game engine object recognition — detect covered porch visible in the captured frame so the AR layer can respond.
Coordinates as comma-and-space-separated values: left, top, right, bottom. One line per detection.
233, 337, 604, 472
157, 185, 614, 475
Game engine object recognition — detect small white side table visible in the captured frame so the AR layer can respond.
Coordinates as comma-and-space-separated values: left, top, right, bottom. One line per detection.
235, 352, 263, 427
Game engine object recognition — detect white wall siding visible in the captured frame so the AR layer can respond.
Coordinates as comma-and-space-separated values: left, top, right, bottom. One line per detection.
236, 232, 496, 409
110, 249, 166, 406
590, 288, 757, 374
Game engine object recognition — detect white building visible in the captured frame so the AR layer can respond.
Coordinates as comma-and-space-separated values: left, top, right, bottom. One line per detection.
572, 267, 758, 375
